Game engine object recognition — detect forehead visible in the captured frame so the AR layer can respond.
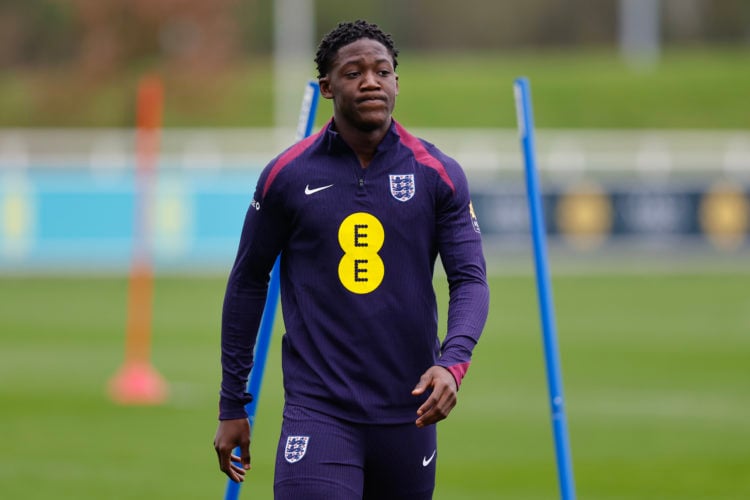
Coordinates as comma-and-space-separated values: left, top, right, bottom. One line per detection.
333, 38, 393, 67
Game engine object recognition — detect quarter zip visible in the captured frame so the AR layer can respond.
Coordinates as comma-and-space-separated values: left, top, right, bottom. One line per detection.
348, 154, 369, 196
356, 169, 367, 196
332, 126, 393, 197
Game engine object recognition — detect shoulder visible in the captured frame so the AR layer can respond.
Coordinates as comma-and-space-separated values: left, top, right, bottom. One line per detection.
393, 121, 464, 194
259, 127, 326, 199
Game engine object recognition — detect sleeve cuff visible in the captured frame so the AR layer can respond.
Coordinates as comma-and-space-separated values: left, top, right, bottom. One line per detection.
442, 362, 470, 389
218, 393, 253, 420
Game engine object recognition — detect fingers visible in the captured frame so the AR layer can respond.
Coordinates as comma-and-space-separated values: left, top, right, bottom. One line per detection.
413, 366, 458, 428
411, 372, 430, 396
415, 386, 456, 427
226, 453, 249, 482
214, 419, 252, 483
240, 444, 251, 471
215, 445, 245, 483
215, 444, 247, 483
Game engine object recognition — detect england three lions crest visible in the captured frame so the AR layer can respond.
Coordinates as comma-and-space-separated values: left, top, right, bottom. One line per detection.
284, 435, 309, 463
390, 174, 415, 202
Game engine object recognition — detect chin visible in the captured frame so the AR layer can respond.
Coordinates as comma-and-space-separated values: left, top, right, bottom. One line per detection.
356, 113, 390, 132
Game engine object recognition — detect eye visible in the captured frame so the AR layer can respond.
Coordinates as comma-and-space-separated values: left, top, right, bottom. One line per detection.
345, 71, 360, 78
378, 70, 391, 77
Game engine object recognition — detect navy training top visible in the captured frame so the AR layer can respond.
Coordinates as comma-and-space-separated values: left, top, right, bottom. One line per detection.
219, 118, 490, 424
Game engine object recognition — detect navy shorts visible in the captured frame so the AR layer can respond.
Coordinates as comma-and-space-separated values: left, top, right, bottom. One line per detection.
274, 404, 437, 499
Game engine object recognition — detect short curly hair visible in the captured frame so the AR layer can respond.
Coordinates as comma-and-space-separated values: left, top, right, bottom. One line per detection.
315, 20, 399, 79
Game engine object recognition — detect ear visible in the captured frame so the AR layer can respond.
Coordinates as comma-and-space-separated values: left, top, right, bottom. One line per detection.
395, 73, 399, 96
319, 76, 333, 99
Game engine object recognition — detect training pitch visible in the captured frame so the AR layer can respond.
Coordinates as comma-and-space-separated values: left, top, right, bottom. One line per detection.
0, 268, 748, 499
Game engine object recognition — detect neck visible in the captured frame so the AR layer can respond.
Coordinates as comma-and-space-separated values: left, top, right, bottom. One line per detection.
333, 117, 391, 168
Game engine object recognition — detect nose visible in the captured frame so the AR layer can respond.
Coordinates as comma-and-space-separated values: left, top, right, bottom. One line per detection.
361, 70, 380, 89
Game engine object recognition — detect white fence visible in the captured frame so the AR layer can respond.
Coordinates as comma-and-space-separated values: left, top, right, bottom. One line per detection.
2, 128, 749, 179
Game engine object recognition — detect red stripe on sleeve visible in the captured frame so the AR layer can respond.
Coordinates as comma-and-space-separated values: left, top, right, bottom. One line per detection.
262, 125, 326, 198
394, 121, 455, 193
446, 362, 470, 388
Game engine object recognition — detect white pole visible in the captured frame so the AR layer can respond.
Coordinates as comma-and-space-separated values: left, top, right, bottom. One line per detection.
619, 0, 661, 68
273, 0, 316, 129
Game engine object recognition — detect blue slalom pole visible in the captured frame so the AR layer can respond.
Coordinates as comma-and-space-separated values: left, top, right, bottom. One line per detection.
513, 77, 577, 500
224, 80, 320, 500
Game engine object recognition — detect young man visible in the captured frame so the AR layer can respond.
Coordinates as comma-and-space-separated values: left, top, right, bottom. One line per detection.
214, 20, 490, 499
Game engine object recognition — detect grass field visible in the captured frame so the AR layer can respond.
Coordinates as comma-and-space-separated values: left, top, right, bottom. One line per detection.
3, 47, 750, 129
1, 269, 748, 499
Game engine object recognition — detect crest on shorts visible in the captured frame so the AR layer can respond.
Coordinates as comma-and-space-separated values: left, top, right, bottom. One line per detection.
389, 174, 415, 202
284, 435, 309, 463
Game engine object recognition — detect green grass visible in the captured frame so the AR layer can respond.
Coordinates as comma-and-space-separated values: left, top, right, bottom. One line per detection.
2, 46, 749, 128
1, 270, 749, 499
397, 47, 750, 129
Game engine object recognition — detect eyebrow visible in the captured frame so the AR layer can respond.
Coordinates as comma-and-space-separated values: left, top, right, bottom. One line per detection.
339, 56, 393, 67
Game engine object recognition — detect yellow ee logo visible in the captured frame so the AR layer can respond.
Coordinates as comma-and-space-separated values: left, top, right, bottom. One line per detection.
338, 212, 385, 294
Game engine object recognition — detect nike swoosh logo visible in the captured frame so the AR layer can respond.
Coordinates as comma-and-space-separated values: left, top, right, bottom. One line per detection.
422, 449, 437, 467
305, 184, 334, 195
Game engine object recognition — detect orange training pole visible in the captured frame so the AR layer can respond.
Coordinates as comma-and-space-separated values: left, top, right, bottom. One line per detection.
108, 75, 168, 405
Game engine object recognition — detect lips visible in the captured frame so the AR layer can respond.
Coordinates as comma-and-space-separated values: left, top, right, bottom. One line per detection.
357, 95, 387, 105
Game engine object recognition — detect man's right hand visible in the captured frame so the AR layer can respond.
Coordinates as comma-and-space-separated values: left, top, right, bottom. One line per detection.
213, 418, 251, 483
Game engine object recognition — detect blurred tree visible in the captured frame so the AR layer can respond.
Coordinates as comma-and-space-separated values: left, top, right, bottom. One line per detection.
0, 0, 76, 68
663, 0, 703, 41
237, 0, 272, 53
664, 0, 750, 43
702, 0, 750, 42
2, 0, 749, 73
68, 0, 245, 79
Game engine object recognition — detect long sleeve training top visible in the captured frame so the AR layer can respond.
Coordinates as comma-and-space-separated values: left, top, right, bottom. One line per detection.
219, 119, 490, 424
